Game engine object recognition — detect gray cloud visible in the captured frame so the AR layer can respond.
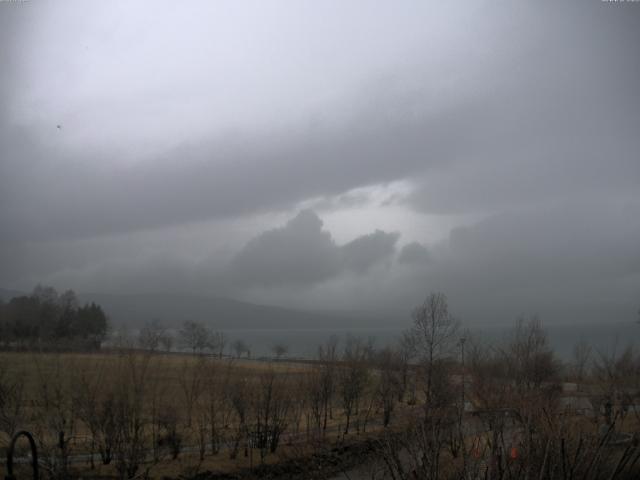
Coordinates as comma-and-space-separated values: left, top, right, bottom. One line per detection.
342, 230, 400, 274
1, 1, 636, 245
398, 242, 429, 265
367, 200, 640, 324
0, 1, 638, 327
228, 210, 341, 287
228, 211, 399, 287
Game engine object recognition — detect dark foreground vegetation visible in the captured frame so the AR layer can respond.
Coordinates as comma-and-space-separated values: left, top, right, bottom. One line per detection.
0, 291, 638, 479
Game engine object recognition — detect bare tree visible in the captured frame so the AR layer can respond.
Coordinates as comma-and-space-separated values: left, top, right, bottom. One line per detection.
232, 339, 249, 358
73, 359, 112, 468
397, 333, 415, 403
593, 344, 640, 427
375, 348, 400, 427
202, 358, 234, 455
137, 319, 166, 352
408, 292, 459, 406
179, 320, 212, 355
249, 368, 292, 461
305, 369, 324, 438
287, 372, 308, 440
32, 354, 78, 480
211, 330, 226, 358
0, 361, 26, 442
178, 356, 207, 428
338, 336, 369, 434
148, 354, 168, 463
505, 315, 559, 392
271, 343, 289, 360
159, 331, 174, 352
463, 318, 562, 480
113, 351, 153, 479
227, 375, 249, 459
317, 335, 339, 434
572, 337, 592, 382
157, 404, 182, 459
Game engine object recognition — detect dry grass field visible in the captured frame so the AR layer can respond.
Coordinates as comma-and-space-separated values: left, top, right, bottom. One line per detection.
0, 349, 416, 479
2, 315, 639, 480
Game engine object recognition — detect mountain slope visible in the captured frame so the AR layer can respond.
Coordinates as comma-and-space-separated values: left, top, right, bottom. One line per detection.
0, 288, 402, 330
78, 292, 397, 330
0, 288, 24, 302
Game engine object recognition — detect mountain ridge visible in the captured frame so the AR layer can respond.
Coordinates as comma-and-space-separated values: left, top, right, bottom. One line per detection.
0, 288, 402, 330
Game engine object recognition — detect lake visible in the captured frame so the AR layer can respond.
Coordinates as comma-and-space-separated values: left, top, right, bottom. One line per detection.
219, 321, 640, 360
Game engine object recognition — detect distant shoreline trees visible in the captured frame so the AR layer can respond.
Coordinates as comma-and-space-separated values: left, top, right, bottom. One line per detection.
178, 320, 226, 357
0, 285, 109, 350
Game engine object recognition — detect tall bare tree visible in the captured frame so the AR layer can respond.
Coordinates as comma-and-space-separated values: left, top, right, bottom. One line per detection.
338, 336, 369, 434
408, 292, 459, 406
178, 357, 207, 428
572, 338, 592, 382
317, 335, 339, 433
375, 347, 400, 427
113, 350, 153, 479
249, 368, 291, 461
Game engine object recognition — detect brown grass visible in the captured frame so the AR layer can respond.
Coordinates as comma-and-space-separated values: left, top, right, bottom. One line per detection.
0, 350, 411, 479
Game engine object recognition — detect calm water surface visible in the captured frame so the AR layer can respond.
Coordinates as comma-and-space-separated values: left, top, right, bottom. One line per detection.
219, 321, 640, 360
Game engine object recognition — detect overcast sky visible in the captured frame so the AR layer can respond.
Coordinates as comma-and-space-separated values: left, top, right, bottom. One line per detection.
1, 0, 639, 325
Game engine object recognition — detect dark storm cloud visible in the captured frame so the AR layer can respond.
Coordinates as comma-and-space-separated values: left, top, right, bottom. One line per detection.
0, 1, 636, 245
0, 0, 638, 326
342, 230, 400, 274
228, 211, 399, 287
0, 101, 463, 243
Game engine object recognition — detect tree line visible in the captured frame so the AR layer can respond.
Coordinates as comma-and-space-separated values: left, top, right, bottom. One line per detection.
0, 285, 109, 349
